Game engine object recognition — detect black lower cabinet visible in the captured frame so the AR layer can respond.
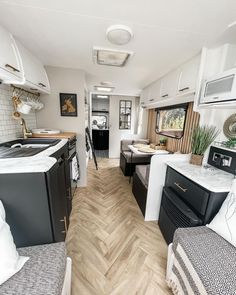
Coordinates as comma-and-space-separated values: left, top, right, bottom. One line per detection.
159, 167, 228, 244
0, 156, 69, 248
159, 187, 202, 244
46, 161, 68, 243
132, 172, 147, 216
92, 129, 109, 150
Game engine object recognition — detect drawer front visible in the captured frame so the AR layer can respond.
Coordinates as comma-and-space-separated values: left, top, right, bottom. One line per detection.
165, 167, 209, 216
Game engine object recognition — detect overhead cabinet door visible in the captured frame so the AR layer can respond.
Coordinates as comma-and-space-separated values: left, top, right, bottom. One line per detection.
177, 55, 200, 95
0, 25, 24, 84
16, 41, 50, 94
140, 87, 150, 106
160, 70, 179, 99
148, 80, 161, 103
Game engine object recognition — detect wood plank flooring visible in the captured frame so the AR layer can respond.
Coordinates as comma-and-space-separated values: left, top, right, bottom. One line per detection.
66, 158, 171, 295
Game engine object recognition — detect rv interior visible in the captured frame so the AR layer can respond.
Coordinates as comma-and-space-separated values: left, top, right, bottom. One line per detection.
1, 1, 236, 294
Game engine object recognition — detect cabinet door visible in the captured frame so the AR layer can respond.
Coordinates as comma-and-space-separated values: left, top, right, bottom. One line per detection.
0, 25, 23, 82
0, 173, 53, 247
177, 55, 200, 94
16, 40, 50, 93
34, 58, 50, 93
140, 86, 150, 106
46, 161, 68, 242
160, 69, 179, 99
148, 80, 161, 103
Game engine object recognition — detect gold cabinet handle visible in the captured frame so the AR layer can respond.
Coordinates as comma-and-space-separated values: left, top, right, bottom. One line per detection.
174, 182, 187, 192
60, 216, 68, 235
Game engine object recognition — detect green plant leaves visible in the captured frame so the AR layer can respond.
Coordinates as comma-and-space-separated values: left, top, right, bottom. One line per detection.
191, 125, 219, 155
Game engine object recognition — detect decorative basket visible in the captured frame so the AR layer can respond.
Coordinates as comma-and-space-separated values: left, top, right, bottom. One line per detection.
190, 154, 203, 166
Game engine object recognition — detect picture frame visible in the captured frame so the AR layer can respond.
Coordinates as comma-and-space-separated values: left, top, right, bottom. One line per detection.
60, 93, 77, 117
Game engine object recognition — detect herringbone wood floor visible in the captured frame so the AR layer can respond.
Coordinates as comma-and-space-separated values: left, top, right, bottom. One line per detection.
66, 158, 171, 295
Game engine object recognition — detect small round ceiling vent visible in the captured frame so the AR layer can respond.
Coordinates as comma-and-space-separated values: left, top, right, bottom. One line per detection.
106, 25, 133, 45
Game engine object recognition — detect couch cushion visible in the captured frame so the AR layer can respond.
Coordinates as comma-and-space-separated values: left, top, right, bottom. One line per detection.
172, 226, 236, 295
122, 151, 151, 163
136, 165, 149, 187
0, 242, 67, 295
120, 139, 149, 152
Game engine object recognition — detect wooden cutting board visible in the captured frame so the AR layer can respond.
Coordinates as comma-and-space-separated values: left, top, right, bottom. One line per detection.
30, 132, 77, 140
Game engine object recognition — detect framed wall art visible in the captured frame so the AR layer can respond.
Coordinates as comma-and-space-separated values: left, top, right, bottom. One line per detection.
60, 93, 77, 117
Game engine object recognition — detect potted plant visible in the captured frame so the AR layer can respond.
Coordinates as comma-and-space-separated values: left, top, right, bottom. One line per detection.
190, 125, 219, 166
159, 136, 167, 146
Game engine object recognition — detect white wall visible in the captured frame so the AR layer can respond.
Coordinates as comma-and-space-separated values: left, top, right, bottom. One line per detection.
109, 95, 148, 158
199, 108, 236, 142
0, 84, 36, 142
36, 66, 87, 186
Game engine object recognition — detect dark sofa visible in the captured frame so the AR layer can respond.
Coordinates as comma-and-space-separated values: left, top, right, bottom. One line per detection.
119, 139, 151, 176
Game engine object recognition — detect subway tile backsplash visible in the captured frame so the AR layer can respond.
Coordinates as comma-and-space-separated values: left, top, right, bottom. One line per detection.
0, 84, 37, 142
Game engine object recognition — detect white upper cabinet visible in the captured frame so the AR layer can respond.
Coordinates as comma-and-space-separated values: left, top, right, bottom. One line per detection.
148, 80, 161, 103
140, 86, 150, 106
16, 41, 50, 94
160, 69, 179, 99
0, 25, 24, 84
177, 54, 201, 95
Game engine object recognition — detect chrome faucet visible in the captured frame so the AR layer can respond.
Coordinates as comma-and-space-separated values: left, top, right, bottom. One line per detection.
20, 118, 32, 139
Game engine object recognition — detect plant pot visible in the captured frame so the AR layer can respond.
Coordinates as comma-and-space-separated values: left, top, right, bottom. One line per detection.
190, 154, 203, 166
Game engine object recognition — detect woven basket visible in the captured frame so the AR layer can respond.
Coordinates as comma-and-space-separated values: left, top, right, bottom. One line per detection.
190, 154, 203, 166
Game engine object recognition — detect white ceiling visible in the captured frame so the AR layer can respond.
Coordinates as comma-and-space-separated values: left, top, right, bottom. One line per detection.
0, 0, 236, 95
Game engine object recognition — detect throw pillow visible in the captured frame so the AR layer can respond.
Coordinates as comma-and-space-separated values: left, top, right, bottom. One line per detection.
0, 200, 29, 285
207, 179, 236, 247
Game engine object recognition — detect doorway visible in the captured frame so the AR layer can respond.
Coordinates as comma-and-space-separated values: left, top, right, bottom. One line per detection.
91, 94, 110, 158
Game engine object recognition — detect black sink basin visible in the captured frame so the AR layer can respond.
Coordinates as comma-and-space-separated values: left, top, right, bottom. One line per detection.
0, 138, 61, 158
0, 138, 60, 148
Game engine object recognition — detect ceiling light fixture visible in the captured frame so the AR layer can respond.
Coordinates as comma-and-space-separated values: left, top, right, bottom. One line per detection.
94, 85, 115, 92
93, 47, 133, 67
106, 25, 133, 45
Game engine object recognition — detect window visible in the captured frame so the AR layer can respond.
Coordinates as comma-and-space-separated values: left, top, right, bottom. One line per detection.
92, 115, 107, 129
119, 100, 132, 129
155, 104, 188, 139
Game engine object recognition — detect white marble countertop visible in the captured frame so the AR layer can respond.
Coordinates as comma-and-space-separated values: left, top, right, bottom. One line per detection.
0, 139, 68, 174
167, 161, 234, 193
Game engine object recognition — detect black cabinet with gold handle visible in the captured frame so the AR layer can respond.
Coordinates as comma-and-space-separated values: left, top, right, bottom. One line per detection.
158, 166, 228, 244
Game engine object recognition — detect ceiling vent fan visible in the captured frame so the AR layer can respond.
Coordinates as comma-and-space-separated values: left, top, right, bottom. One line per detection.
93, 47, 133, 67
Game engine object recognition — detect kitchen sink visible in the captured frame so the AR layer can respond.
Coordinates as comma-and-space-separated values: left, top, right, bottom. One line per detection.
11, 143, 50, 149
0, 138, 61, 158
0, 138, 60, 148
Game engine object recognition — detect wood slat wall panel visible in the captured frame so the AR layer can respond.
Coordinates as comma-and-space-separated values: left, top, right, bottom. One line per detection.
147, 102, 200, 154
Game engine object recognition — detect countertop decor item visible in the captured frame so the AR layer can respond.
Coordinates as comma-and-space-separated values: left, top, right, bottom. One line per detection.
32, 128, 60, 135
223, 113, 236, 139
190, 125, 219, 166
